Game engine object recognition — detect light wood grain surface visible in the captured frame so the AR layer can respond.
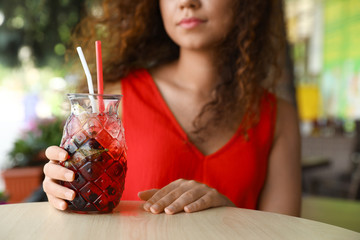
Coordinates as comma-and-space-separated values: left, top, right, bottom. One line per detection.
0, 201, 359, 240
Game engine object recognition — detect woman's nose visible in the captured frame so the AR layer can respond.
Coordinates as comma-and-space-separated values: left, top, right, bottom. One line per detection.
178, 0, 201, 10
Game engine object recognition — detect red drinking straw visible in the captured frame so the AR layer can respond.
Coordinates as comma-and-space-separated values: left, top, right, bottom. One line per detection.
96, 40, 105, 112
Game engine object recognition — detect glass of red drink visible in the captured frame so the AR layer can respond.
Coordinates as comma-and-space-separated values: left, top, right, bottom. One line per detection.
59, 93, 127, 213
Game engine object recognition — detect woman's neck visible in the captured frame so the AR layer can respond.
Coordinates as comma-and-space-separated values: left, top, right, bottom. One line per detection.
173, 48, 218, 95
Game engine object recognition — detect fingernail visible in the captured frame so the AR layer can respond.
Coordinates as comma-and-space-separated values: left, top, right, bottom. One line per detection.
66, 191, 74, 200
65, 172, 74, 181
151, 204, 159, 213
184, 206, 191, 212
59, 201, 66, 210
59, 152, 68, 160
165, 206, 174, 214
143, 202, 151, 210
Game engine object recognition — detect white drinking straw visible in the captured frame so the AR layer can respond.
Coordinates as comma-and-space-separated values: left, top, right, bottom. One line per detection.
76, 46, 98, 113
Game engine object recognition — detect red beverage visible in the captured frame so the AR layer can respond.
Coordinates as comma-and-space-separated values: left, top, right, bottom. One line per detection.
59, 94, 126, 213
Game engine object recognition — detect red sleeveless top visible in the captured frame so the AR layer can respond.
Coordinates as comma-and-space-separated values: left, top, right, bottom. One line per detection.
121, 69, 277, 209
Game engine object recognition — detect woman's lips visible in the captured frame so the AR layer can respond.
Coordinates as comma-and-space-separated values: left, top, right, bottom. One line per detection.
178, 17, 206, 29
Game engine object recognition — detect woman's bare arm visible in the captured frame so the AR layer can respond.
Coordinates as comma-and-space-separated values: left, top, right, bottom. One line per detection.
257, 98, 302, 216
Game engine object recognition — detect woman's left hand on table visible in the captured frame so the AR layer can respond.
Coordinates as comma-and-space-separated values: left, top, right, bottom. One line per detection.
138, 179, 235, 215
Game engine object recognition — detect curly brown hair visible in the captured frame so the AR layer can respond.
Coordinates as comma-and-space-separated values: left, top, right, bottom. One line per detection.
68, 0, 285, 136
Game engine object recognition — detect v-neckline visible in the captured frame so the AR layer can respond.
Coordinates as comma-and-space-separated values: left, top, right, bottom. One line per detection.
143, 69, 245, 159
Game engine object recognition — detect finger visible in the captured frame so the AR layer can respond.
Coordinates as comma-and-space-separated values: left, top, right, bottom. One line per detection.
43, 162, 74, 182
43, 177, 75, 201
184, 191, 219, 213
138, 189, 158, 201
47, 194, 68, 211
164, 188, 205, 215
145, 180, 188, 213
150, 188, 185, 214
45, 146, 68, 162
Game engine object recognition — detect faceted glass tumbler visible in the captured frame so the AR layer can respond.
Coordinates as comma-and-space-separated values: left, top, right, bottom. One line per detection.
59, 94, 127, 213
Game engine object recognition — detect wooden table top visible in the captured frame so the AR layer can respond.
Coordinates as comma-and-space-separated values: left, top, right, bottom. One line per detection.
1, 201, 359, 240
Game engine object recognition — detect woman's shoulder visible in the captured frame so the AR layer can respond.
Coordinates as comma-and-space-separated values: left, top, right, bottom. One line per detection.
104, 80, 121, 95
257, 92, 299, 146
276, 97, 298, 124
274, 97, 300, 142
259, 91, 297, 120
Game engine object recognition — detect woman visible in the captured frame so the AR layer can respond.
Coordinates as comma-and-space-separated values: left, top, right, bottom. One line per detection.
43, 0, 301, 216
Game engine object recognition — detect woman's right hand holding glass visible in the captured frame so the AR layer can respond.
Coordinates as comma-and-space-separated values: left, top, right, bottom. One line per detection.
43, 146, 75, 210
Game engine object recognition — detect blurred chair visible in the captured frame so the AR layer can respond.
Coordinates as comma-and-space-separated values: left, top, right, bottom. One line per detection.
348, 120, 360, 200
301, 156, 331, 194
348, 152, 360, 200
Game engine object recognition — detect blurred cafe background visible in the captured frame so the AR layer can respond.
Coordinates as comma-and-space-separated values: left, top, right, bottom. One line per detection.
0, 0, 359, 232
